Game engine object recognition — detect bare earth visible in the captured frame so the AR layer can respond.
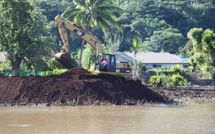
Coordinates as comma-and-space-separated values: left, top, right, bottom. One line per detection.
152, 87, 215, 104
0, 68, 214, 106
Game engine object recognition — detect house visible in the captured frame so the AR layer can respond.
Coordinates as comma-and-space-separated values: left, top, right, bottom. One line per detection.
0, 52, 6, 63
114, 52, 189, 70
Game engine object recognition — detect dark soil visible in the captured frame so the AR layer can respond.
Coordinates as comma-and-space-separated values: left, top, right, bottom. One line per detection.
0, 67, 170, 106
1, 68, 214, 106
152, 87, 215, 104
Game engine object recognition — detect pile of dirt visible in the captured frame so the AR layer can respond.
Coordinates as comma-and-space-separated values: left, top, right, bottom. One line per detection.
0, 73, 6, 78
0, 68, 169, 106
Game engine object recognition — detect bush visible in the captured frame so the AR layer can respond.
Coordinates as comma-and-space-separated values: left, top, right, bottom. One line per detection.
171, 73, 190, 86
149, 74, 171, 87
48, 58, 66, 70
47, 57, 79, 70
147, 67, 180, 76
159, 75, 173, 87
149, 75, 160, 86
149, 73, 190, 87
44, 69, 67, 76
169, 64, 181, 73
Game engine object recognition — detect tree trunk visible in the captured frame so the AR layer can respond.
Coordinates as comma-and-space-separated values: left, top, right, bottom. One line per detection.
78, 40, 85, 67
34, 38, 38, 75
133, 54, 136, 79
12, 56, 22, 76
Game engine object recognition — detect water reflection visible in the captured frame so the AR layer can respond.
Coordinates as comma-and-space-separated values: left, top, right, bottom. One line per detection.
0, 104, 214, 134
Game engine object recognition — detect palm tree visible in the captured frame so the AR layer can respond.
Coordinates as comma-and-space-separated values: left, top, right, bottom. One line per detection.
130, 36, 142, 79
62, 0, 123, 67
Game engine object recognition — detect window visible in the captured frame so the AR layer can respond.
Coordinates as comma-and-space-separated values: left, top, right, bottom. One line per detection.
152, 64, 162, 68
183, 64, 188, 68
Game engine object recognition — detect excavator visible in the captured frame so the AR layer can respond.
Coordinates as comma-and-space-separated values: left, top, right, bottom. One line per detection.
54, 15, 132, 79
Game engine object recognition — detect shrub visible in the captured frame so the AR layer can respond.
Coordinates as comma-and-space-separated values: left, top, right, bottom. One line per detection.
149, 73, 190, 87
48, 58, 66, 70
171, 73, 190, 86
149, 75, 163, 86
170, 64, 181, 73
47, 57, 78, 70
159, 75, 173, 87
44, 69, 67, 76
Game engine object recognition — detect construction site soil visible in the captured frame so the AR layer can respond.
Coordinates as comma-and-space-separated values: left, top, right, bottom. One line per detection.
0, 67, 214, 106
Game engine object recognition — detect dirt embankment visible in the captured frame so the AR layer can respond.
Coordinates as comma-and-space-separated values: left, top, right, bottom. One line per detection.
152, 87, 215, 104
0, 68, 170, 106
1, 68, 214, 106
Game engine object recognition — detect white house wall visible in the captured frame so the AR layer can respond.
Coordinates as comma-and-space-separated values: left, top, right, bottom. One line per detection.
115, 52, 189, 70
144, 63, 184, 70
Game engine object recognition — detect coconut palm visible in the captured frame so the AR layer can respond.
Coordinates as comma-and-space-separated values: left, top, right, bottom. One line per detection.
62, 0, 123, 67
130, 36, 142, 78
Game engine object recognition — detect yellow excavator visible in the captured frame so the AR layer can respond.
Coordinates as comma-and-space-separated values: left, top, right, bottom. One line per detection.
54, 15, 132, 78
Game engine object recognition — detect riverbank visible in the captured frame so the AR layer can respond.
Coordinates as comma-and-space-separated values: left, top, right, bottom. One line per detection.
151, 86, 215, 104
0, 68, 214, 106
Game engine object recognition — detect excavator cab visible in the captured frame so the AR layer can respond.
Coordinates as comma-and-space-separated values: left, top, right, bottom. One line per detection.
96, 54, 116, 72
95, 53, 132, 76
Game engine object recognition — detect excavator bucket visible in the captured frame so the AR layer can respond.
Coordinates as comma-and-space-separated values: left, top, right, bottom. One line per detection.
55, 52, 73, 69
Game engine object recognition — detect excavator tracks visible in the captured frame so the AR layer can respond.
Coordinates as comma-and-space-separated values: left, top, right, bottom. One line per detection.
79, 74, 125, 83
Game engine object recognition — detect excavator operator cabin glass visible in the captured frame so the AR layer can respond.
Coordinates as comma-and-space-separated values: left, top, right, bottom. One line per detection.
107, 55, 116, 72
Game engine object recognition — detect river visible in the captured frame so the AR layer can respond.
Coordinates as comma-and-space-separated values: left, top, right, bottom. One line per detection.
0, 104, 214, 134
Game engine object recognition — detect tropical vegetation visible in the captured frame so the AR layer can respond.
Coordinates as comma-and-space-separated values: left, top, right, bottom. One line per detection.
0, 0, 214, 77
149, 65, 190, 87
62, 0, 123, 66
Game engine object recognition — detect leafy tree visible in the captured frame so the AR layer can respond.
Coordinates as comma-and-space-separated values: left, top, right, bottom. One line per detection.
145, 28, 185, 53
0, 0, 55, 76
118, 0, 215, 53
40, 0, 74, 21
0, 0, 34, 76
62, 0, 123, 66
119, 0, 173, 52
29, 0, 57, 74
104, 31, 123, 53
38, 0, 215, 56
187, 28, 215, 72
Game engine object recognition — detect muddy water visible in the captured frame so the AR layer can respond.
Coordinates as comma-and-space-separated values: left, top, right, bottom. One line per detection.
0, 104, 214, 134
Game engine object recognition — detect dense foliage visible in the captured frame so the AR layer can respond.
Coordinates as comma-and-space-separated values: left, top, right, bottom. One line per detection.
149, 66, 190, 87
0, 0, 55, 76
37, 0, 215, 55
181, 28, 215, 72
0, 0, 215, 76
62, 0, 123, 66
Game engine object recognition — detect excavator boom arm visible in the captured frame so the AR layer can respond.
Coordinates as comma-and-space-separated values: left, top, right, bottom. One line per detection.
55, 15, 103, 55
54, 15, 132, 77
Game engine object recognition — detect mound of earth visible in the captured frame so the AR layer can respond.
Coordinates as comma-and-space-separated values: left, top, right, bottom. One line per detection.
0, 73, 6, 78
0, 67, 169, 106
152, 87, 215, 104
